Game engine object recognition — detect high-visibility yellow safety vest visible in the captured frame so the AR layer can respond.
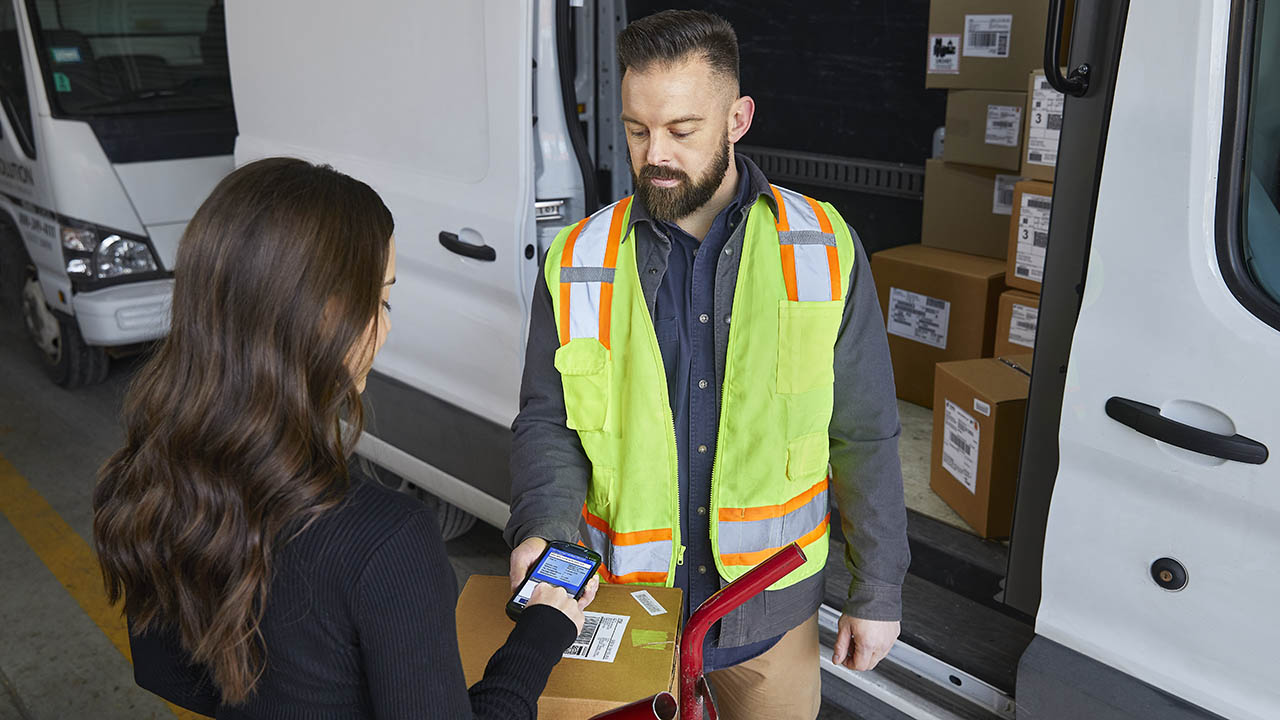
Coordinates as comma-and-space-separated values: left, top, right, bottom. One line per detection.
544, 184, 854, 590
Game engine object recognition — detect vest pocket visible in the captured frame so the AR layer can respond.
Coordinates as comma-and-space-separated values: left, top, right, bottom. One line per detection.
776, 300, 843, 395
554, 338, 611, 431
786, 431, 831, 485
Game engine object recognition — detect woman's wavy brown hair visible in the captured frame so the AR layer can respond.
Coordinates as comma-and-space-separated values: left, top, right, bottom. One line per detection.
93, 157, 393, 703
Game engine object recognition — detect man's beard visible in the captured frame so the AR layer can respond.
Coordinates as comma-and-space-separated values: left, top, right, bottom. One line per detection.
633, 136, 731, 223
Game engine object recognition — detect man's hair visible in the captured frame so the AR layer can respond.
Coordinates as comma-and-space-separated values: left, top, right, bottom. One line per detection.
617, 9, 739, 87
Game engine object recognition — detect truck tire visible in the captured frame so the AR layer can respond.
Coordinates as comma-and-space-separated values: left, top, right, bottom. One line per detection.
20, 267, 110, 387
0, 221, 25, 319
427, 493, 479, 542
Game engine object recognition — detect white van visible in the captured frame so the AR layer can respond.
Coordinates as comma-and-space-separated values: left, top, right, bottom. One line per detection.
229, 1, 1278, 718
0, 0, 233, 386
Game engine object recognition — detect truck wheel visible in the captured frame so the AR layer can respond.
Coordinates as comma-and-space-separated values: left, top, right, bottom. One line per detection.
20, 268, 110, 387
0, 222, 25, 318
430, 495, 479, 542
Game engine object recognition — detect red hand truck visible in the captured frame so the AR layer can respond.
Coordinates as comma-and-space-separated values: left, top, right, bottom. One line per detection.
588, 543, 807, 720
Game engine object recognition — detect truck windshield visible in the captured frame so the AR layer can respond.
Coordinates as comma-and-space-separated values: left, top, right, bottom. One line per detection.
30, 0, 230, 116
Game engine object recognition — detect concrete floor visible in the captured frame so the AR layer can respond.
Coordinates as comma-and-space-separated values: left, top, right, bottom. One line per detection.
5, 318, 955, 719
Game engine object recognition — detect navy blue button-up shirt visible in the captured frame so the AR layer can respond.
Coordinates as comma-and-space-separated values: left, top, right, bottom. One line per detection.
652, 156, 782, 670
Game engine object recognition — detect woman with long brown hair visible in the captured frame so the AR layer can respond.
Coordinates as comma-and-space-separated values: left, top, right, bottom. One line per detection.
93, 158, 592, 718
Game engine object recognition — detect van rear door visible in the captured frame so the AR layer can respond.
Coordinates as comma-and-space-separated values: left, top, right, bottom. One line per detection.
1032, 1, 1280, 718
227, 1, 537, 466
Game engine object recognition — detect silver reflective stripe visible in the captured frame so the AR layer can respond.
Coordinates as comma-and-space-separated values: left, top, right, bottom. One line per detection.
564, 202, 621, 341
560, 266, 616, 283
569, 281, 602, 340
792, 244, 833, 302
775, 184, 819, 231
779, 229, 836, 247
580, 517, 673, 579
773, 185, 839, 302
717, 487, 829, 556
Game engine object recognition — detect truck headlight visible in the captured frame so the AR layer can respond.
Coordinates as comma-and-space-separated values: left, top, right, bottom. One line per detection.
94, 235, 157, 278
61, 226, 98, 252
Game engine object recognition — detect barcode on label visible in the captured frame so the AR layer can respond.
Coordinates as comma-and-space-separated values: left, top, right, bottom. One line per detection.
1033, 231, 1049, 248
926, 297, 946, 310
998, 189, 1014, 207
949, 436, 972, 456
564, 615, 602, 657
969, 31, 1007, 53
1015, 321, 1037, 329
1027, 198, 1052, 210
1047, 114, 1063, 131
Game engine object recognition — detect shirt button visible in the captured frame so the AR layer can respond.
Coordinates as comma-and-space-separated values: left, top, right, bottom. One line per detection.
698, 565, 707, 575
723, 314, 731, 325
724, 246, 734, 256
697, 444, 708, 454
699, 313, 709, 324
697, 506, 707, 516
648, 267, 658, 274
698, 379, 708, 389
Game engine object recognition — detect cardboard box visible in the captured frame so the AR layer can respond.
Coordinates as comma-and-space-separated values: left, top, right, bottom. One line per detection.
922, 158, 1022, 259
925, 0, 1055, 91
1021, 71, 1064, 181
1006, 180, 1054, 293
943, 90, 1026, 171
871, 244, 1007, 408
930, 355, 1033, 538
994, 289, 1040, 357
456, 576, 682, 720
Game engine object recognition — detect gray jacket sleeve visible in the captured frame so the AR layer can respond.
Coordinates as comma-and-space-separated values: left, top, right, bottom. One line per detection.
503, 259, 590, 549
829, 226, 911, 622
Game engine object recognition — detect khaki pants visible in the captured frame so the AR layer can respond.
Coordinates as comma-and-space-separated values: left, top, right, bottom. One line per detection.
705, 613, 821, 720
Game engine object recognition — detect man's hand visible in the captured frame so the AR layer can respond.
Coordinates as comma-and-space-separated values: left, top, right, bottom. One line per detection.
832, 615, 899, 671
508, 536, 600, 608
509, 537, 549, 592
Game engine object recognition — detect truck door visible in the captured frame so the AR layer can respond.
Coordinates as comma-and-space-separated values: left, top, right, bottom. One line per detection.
1031, 0, 1279, 717
228, 0, 538, 505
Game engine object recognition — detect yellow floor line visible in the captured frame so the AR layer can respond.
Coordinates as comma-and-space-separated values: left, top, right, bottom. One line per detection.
0, 454, 206, 720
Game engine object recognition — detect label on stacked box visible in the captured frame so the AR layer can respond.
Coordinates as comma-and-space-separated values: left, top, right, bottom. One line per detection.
963, 14, 1012, 58
1009, 303, 1039, 348
887, 287, 950, 349
943, 399, 981, 493
985, 105, 1022, 147
1027, 75, 1064, 167
1015, 193, 1053, 283
928, 34, 961, 74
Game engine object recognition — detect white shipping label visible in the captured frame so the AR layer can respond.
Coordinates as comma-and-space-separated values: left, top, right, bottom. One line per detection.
973, 398, 992, 417
963, 14, 1012, 58
985, 105, 1022, 147
1015, 193, 1053, 283
1027, 74, 1064, 167
992, 174, 1021, 216
630, 590, 667, 616
563, 612, 630, 662
943, 399, 981, 494
887, 287, 950, 349
927, 34, 961, 74
1009, 303, 1038, 348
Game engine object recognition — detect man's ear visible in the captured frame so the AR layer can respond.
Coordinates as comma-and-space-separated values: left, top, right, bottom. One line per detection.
728, 95, 755, 144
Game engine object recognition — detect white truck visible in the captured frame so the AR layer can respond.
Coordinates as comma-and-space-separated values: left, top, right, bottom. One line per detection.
228, 0, 1278, 718
0, 0, 233, 386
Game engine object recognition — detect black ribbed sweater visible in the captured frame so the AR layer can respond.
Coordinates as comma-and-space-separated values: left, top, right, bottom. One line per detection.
128, 477, 577, 719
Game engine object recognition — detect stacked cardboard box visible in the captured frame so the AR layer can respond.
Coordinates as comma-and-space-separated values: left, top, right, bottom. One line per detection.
930, 354, 1033, 538
871, 245, 1006, 408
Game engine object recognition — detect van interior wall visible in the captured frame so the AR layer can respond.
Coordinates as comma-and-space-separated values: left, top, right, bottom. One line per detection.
628, 0, 943, 253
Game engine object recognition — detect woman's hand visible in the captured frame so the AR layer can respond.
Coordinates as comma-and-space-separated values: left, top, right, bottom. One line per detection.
527, 578, 599, 635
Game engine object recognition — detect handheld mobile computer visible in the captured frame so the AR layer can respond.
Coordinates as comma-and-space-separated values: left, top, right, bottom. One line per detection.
506, 541, 602, 621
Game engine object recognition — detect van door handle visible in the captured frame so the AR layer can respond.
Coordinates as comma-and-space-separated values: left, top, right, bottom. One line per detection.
1044, 0, 1090, 96
439, 231, 496, 262
1105, 397, 1268, 464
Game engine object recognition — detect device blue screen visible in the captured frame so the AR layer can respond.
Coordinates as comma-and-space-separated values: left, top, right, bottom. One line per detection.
513, 548, 594, 607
